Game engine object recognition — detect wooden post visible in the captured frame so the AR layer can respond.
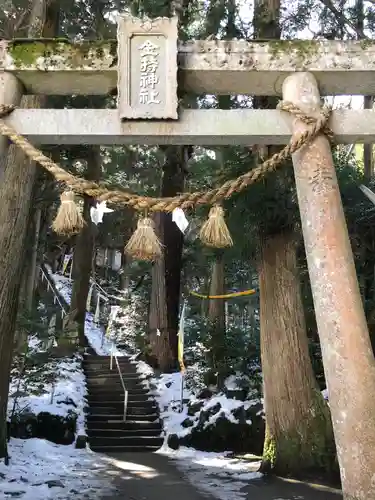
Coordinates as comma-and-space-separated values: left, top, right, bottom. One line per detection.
0, 73, 23, 174
283, 72, 375, 499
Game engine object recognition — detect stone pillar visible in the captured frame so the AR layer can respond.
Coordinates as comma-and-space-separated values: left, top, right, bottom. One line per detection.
0, 73, 23, 175
283, 71, 375, 499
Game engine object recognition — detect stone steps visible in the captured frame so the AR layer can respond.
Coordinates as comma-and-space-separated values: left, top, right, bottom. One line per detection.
87, 412, 160, 422
86, 420, 161, 431
86, 380, 147, 389
88, 400, 155, 408
83, 354, 163, 452
85, 371, 140, 378
87, 405, 157, 415
87, 387, 150, 396
90, 444, 162, 453
84, 359, 138, 370
86, 428, 161, 437
87, 393, 152, 402
89, 435, 164, 448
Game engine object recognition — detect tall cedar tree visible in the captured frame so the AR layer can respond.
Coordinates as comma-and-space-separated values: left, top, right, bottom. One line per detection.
70, 146, 101, 346
253, 0, 336, 476
148, 0, 193, 371
0, 0, 60, 460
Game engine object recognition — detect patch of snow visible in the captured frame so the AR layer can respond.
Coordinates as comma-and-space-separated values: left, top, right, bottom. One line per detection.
51, 273, 72, 303
224, 374, 239, 390
52, 272, 125, 358
8, 352, 87, 438
84, 314, 124, 357
148, 372, 193, 437
139, 367, 261, 442
203, 395, 257, 427
0, 438, 115, 500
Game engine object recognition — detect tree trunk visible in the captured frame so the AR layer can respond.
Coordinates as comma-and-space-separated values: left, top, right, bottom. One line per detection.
0, 74, 23, 177
161, 147, 189, 366
208, 252, 225, 326
148, 146, 189, 371
70, 146, 101, 346
253, 0, 335, 476
356, 1, 375, 352
25, 207, 42, 312
259, 231, 336, 475
14, 205, 41, 353
363, 96, 373, 180
149, 213, 172, 370
119, 216, 136, 292
119, 253, 131, 293
207, 250, 226, 388
0, 0, 60, 461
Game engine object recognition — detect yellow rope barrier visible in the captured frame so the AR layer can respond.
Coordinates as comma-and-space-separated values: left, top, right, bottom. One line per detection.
188, 289, 257, 300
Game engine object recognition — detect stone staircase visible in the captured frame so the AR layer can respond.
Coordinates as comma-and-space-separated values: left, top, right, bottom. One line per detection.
83, 354, 164, 452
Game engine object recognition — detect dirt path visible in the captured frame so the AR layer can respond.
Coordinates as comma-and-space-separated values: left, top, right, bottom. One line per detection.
96, 451, 342, 500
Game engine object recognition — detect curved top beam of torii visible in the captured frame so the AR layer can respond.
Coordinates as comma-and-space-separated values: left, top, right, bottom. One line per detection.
1, 37, 375, 97
1, 15, 375, 147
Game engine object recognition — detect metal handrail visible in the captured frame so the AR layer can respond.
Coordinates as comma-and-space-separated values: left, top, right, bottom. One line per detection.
46, 265, 128, 419
40, 266, 67, 316
110, 344, 128, 421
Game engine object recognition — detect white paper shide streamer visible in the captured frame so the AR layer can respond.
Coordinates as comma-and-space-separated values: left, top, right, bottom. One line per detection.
172, 208, 189, 233
90, 201, 114, 225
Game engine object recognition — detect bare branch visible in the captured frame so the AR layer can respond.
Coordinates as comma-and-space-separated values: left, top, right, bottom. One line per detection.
318, 0, 367, 38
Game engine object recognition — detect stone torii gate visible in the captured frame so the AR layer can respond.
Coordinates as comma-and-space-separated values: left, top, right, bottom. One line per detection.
2, 15, 375, 498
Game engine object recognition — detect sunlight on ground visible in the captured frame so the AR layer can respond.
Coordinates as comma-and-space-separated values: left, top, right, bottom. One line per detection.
102, 456, 160, 479
158, 446, 263, 500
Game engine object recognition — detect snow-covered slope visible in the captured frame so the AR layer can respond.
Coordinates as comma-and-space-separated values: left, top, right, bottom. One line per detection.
0, 438, 115, 500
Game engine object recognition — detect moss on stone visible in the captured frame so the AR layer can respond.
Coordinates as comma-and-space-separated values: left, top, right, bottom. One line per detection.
262, 390, 337, 476
359, 39, 375, 51
7, 39, 117, 69
268, 40, 320, 63
6, 38, 374, 73
8, 40, 48, 66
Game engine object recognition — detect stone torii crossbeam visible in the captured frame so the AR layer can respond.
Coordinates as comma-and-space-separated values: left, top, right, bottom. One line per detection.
1, 35, 375, 144
1, 14, 375, 500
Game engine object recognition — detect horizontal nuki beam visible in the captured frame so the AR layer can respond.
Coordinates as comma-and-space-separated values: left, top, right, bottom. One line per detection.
2, 109, 375, 145
2, 39, 375, 96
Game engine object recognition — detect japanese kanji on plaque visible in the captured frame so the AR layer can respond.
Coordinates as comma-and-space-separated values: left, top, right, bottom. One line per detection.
117, 15, 178, 120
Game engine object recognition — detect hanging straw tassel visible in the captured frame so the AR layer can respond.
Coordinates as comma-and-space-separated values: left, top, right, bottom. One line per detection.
199, 204, 233, 248
52, 190, 85, 236
125, 215, 162, 261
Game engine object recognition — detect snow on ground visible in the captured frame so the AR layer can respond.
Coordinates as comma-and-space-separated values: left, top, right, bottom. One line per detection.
52, 271, 264, 499
8, 343, 87, 436
134, 367, 263, 499
53, 273, 125, 357
2, 304, 120, 499
0, 439, 116, 500
161, 447, 262, 500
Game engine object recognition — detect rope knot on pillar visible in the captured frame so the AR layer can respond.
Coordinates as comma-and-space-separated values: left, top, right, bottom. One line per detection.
0, 104, 16, 118
277, 100, 334, 143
